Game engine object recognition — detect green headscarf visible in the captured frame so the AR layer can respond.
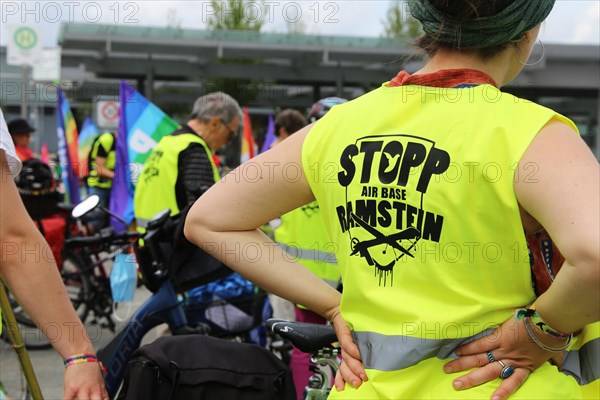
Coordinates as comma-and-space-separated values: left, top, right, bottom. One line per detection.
408, 0, 555, 49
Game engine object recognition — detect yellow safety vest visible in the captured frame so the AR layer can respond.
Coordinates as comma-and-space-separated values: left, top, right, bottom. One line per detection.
302, 83, 582, 399
274, 201, 341, 290
87, 133, 116, 189
134, 133, 219, 226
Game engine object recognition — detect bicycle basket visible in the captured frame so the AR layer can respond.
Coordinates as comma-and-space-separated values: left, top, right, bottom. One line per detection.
184, 273, 264, 336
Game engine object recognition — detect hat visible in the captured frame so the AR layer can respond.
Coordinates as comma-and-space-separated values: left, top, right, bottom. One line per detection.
7, 118, 35, 135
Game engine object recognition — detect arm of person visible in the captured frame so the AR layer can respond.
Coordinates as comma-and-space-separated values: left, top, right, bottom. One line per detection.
184, 126, 367, 389
517, 120, 599, 331
93, 140, 115, 180
0, 151, 108, 400
94, 156, 114, 180
178, 144, 216, 205
446, 119, 600, 399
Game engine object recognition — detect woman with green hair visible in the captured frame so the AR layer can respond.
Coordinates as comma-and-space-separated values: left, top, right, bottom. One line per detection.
185, 1, 599, 398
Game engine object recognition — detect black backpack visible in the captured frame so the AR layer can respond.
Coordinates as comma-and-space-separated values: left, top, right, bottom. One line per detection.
117, 335, 295, 400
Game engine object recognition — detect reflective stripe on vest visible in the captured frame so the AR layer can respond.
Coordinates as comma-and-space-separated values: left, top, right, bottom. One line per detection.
353, 329, 494, 371
562, 323, 600, 386
278, 243, 338, 287
562, 338, 600, 385
278, 243, 338, 265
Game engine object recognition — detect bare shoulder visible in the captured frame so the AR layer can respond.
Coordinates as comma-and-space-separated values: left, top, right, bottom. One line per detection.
516, 118, 597, 192
515, 117, 599, 260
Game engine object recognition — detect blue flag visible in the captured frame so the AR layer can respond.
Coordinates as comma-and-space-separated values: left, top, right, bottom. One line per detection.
109, 81, 179, 231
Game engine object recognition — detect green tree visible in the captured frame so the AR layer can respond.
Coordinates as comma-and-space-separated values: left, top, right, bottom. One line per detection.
207, 0, 266, 31
205, 0, 270, 104
166, 8, 181, 29
382, 0, 422, 39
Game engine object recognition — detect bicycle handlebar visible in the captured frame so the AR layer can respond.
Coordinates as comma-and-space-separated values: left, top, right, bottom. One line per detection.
65, 231, 141, 248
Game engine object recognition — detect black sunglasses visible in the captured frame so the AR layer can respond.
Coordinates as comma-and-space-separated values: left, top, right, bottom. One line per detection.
220, 119, 237, 139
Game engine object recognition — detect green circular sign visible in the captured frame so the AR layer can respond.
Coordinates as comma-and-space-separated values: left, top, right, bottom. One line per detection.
14, 27, 37, 50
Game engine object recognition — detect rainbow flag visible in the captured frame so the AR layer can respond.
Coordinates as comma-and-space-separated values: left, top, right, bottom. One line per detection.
260, 114, 275, 153
56, 88, 81, 204
240, 107, 257, 163
109, 81, 180, 231
78, 117, 100, 176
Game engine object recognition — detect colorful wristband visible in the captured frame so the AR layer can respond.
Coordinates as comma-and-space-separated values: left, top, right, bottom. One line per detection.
515, 308, 573, 339
64, 353, 107, 377
522, 315, 572, 352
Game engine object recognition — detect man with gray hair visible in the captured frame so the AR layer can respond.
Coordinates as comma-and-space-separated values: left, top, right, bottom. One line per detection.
134, 92, 242, 228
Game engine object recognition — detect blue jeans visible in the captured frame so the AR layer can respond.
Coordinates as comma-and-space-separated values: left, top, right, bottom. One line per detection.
87, 186, 111, 208
86, 186, 111, 232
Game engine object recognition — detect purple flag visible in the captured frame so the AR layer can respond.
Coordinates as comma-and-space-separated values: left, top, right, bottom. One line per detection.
260, 115, 276, 153
109, 82, 133, 231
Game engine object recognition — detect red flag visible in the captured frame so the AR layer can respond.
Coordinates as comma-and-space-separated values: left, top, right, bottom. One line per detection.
40, 143, 50, 164
240, 107, 256, 163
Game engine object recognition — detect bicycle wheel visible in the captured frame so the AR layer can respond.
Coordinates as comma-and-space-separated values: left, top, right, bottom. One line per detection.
61, 252, 91, 323
1, 284, 52, 350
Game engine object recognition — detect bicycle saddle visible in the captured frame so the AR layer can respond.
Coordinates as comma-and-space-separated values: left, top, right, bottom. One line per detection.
267, 319, 337, 353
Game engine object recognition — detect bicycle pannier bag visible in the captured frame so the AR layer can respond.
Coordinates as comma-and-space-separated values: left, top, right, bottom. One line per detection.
168, 205, 233, 292
117, 334, 295, 400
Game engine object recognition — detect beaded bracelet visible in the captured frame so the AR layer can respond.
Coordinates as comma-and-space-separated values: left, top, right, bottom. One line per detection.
64, 353, 107, 377
64, 353, 98, 366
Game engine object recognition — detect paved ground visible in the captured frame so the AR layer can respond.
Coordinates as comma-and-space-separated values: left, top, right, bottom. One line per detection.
0, 287, 164, 400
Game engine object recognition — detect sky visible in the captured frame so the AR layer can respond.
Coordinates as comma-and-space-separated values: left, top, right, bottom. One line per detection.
0, 0, 599, 47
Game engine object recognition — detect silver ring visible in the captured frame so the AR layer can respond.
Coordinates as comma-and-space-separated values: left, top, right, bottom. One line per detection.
497, 360, 515, 379
486, 351, 495, 364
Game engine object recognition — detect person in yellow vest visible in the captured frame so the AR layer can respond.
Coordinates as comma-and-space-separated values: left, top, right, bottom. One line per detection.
134, 92, 241, 229
271, 107, 343, 399
86, 132, 116, 207
266, 109, 310, 324
185, 1, 599, 399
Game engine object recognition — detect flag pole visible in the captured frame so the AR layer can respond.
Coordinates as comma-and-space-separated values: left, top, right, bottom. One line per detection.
0, 280, 44, 400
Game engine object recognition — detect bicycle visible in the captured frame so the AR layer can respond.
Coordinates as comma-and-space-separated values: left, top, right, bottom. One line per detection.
61, 224, 141, 332
267, 319, 340, 400
63, 197, 269, 398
